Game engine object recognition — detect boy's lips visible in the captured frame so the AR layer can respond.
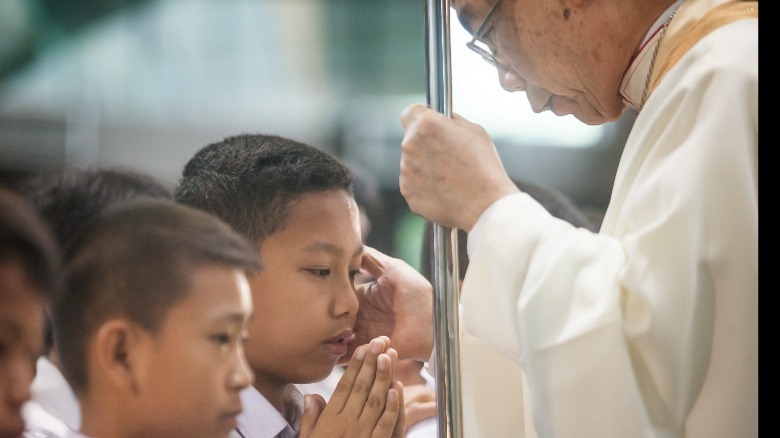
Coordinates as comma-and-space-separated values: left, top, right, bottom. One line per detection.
221, 405, 243, 429
327, 329, 355, 344
325, 329, 355, 358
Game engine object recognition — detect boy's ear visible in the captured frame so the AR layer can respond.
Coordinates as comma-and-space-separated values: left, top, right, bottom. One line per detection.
93, 319, 148, 394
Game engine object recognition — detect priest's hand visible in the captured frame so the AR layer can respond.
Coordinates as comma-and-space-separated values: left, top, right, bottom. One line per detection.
348, 246, 434, 362
399, 103, 519, 232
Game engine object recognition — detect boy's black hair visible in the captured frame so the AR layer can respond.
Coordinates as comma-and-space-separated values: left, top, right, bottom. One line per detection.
15, 165, 173, 250
0, 188, 60, 300
14, 165, 173, 351
174, 134, 354, 246
53, 198, 262, 393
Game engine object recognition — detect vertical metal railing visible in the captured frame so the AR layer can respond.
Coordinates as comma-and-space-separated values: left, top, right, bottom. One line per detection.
424, 0, 463, 437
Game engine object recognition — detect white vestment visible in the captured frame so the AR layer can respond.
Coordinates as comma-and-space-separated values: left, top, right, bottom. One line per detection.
459, 0, 758, 436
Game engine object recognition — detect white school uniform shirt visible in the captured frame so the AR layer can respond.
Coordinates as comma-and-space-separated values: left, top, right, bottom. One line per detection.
460, 0, 757, 436
230, 385, 303, 438
22, 357, 81, 438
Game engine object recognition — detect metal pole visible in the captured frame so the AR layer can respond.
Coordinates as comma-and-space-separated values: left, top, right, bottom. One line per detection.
424, 1, 463, 437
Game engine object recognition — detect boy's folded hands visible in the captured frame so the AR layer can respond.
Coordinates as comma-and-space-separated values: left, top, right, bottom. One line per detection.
299, 336, 405, 438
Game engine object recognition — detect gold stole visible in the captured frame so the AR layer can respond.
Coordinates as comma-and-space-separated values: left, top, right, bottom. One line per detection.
650, 1, 758, 96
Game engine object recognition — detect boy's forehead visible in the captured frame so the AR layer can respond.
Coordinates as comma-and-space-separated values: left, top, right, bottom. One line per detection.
287, 189, 358, 216
303, 239, 364, 259
261, 191, 363, 257
168, 265, 253, 324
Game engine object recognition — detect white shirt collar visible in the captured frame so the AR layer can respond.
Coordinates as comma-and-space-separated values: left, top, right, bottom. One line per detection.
22, 356, 81, 435
235, 385, 302, 438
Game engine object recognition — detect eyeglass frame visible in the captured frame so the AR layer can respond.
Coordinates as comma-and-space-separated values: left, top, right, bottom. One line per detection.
466, 0, 506, 66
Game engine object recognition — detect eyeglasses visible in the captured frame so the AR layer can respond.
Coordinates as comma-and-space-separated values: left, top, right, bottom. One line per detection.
466, 0, 505, 66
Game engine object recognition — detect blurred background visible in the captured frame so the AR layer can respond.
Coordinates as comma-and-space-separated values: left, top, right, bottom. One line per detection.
0, 0, 634, 270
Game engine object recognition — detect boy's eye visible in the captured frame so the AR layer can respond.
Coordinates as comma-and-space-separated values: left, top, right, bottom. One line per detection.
307, 268, 331, 278
349, 269, 360, 280
212, 333, 232, 345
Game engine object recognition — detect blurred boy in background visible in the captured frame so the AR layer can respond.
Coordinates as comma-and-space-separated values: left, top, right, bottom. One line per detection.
13, 166, 173, 438
0, 188, 59, 438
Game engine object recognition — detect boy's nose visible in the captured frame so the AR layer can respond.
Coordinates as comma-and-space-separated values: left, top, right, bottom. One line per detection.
230, 350, 255, 390
334, 282, 360, 317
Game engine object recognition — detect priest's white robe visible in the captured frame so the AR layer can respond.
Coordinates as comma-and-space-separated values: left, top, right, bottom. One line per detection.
458, 0, 757, 436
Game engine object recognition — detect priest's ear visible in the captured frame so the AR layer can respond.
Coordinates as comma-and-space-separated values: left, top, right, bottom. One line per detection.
92, 319, 149, 393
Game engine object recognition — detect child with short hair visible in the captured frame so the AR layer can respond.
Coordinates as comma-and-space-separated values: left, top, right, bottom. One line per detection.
51, 198, 261, 438
0, 188, 59, 438
14, 165, 174, 437
175, 133, 404, 437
